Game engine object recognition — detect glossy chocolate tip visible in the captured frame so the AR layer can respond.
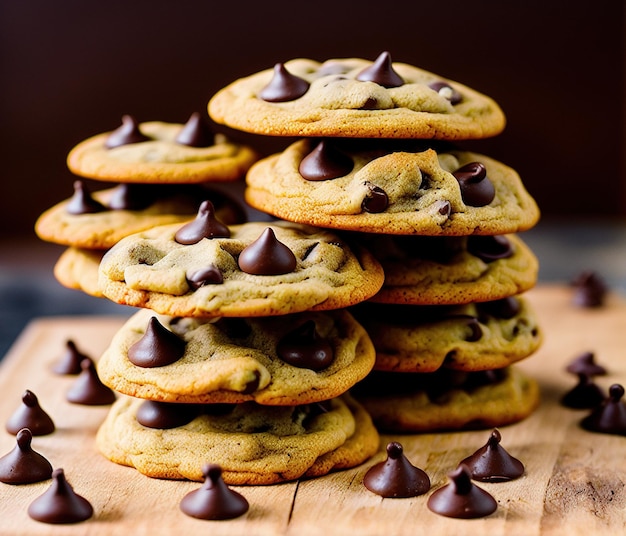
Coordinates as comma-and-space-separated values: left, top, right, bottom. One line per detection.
276, 320, 335, 371
459, 429, 525, 482
428, 81, 463, 104
6, 390, 55, 436
0, 428, 53, 484
128, 316, 186, 368
105, 114, 150, 149
259, 63, 310, 102
187, 265, 224, 289
66, 180, 106, 215
299, 139, 354, 181
580, 383, 626, 436
52, 339, 89, 375
467, 235, 514, 263
175, 200, 231, 245
362, 184, 389, 214
356, 51, 404, 88
136, 400, 201, 429
566, 351, 607, 377
175, 112, 215, 147
453, 162, 496, 207
65, 358, 116, 406
238, 228, 297, 275
561, 372, 606, 409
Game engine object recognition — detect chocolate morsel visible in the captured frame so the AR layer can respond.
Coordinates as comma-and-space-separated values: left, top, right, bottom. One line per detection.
356, 51, 404, 88
477, 296, 521, 320
580, 384, 626, 436
52, 339, 90, 375
566, 351, 607, 376
128, 316, 186, 368
65, 358, 116, 406
363, 442, 430, 498
571, 270, 607, 308
459, 429, 524, 482
180, 464, 249, 520
238, 227, 297, 275
463, 317, 483, 342
106, 183, 155, 211
467, 235, 514, 263
276, 320, 335, 371
28, 468, 93, 524
136, 400, 201, 429
428, 81, 462, 104
258, 63, 310, 102
186, 265, 224, 289
175, 112, 215, 147
174, 200, 231, 245
362, 184, 389, 213
0, 428, 53, 484
6, 390, 55, 436
427, 464, 497, 519
66, 180, 107, 215
561, 372, 606, 409
299, 139, 354, 181
105, 114, 150, 149
452, 162, 496, 207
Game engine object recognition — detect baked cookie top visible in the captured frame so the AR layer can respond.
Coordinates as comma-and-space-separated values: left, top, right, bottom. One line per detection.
245, 139, 540, 235
96, 307, 375, 405
98, 219, 384, 317
208, 52, 505, 139
67, 114, 259, 183
96, 394, 379, 484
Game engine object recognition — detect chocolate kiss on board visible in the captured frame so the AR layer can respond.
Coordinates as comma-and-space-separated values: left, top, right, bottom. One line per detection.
459, 429, 524, 482
0, 428, 53, 484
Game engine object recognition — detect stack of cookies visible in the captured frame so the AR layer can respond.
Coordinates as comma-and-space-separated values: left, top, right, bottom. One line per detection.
208, 52, 543, 434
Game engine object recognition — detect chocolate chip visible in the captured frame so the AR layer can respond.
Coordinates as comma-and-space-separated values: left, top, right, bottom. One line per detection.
241, 370, 262, 395
362, 184, 389, 213
175, 112, 214, 147
276, 320, 334, 371
355, 51, 404, 88
571, 270, 607, 308
106, 183, 155, 211
566, 351, 607, 377
174, 200, 231, 244
452, 162, 495, 207
52, 339, 90, 375
6, 390, 55, 436
128, 317, 186, 368
561, 372, 606, 409
580, 384, 626, 435
0, 428, 53, 484
105, 114, 150, 149
136, 400, 201, 429
477, 296, 521, 320
65, 358, 116, 406
299, 139, 353, 181
238, 228, 297, 275
459, 429, 525, 482
428, 81, 462, 104
186, 265, 224, 289
66, 180, 107, 215
258, 63, 310, 102
467, 235, 514, 263
464, 317, 483, 342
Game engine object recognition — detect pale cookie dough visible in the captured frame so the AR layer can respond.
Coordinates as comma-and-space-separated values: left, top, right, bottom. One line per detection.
245, 140, 540, 235
67, 122, 259, 183
98, 221, 385, 317
96, 394, 379, 484
208, 55, 505, 139
351, 296, 542, 373
53, 247, 106, 298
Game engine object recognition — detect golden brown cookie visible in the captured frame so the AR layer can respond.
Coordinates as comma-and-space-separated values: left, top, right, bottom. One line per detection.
53, 247, 105, 298
96, 394, 379, 484
245, 140, 539, 235
208, 52, 505, 140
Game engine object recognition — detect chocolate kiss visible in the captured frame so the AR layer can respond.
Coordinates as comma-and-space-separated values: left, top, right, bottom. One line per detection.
299, 139, 354, 181
187, 265, 224, 289
127, 317, 186, 368
571, 270, 607, 308
566, 351, 607, 377
459, 429, 524, 482
452, 162, 496, 206
467, 235, 514, 263
6, 390, 55, 436
238, 228, 297, 275
107, 183, 155, 211
65, 358, 116, 406
66, 180, 106, 215
363, 442, 430, 498
428, 81, 462, 104
276, 320, 335, 371
581, 384, 626, 435
561, 372, 606, 409
427, 464, 497, 519
180, 464, 249, 520
356, 51, 404, 88
0, 428, 53, 484
136, 400, 201, 429
105, 114, 150, 149
52, 339, 90, 375
258, 63, 310, 102
175, 112, 214, 147
27, 468, 93, 524
174, 200, 230, 245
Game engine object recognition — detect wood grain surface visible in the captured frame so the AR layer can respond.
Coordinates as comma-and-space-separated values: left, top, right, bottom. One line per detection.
0, 285, 624, 535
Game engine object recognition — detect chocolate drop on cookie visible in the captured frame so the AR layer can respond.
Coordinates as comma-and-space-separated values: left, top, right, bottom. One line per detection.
363, 442, 430, 498
571, 270, 607, 308
65, 358, 116, 406
6, 390, 55, 436
299, 139, 354, 181
0, 428, 53, 484
356, 51, 404, 88
136, 400, 200, 429
566, 351, 607, 376
105, 114, 150, 149
428, 81, 462, 104
175, 112, 215, 147
561, 372, 606, 409
52, 339, 90, 375
66, 180, 106, 215
453, 162, 495, 206
180, 464, 249, 520
28, 468, 93, 524
128, 317, 186, 368
427, 464, 497, 519
463, 317, 483, 342
258, 63, 310, 102
238, 228, 297, 275
276, 320, 334, 371
477, 296, 521, 320
175, 200, 231, 244
362, 184, 389, 213
187, 265, 224, 289
106, 183, 155, 210
459, 429, 524, 482
467, 235, 514, 263
580, 384, 626, 436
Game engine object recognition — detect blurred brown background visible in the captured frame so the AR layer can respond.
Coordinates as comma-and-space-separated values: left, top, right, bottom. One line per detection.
1, 0, 625, 239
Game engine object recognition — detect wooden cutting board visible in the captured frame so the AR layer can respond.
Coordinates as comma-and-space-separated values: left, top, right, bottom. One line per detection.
0, 285, 624, 535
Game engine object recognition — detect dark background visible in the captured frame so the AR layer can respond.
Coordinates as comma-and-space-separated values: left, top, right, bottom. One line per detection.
1, 0, 625, 240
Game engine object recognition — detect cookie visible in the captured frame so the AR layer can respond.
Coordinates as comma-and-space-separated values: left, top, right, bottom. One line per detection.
360, 233, 538, 305
53, 247, 105, 298
35, 181, 246, 249
96, 394, 379, 484
66, 114, 259, 183
351, 366, 539, 433
97, 307, 375, 405
98, 220, 385, 317
245, 139, 540, 235
351, 295, 542, 373
208, 52, 505, 140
